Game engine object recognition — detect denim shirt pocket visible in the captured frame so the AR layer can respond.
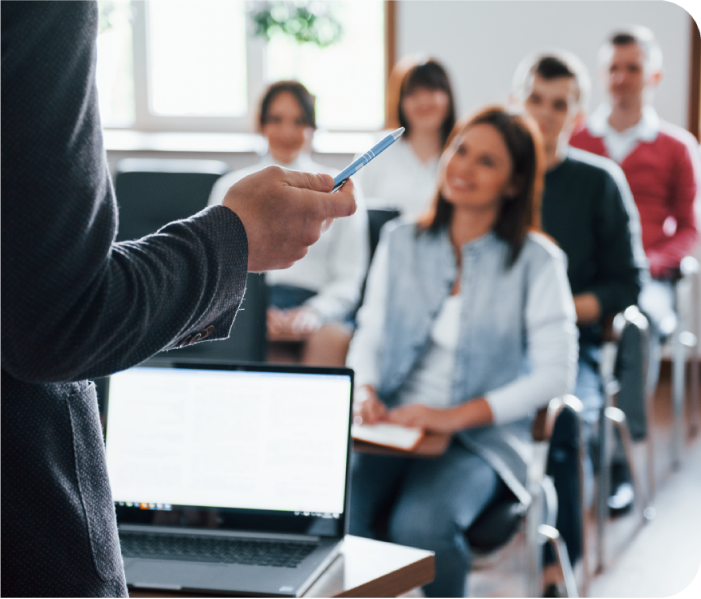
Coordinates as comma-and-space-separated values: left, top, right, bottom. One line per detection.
66, 381, 124, 582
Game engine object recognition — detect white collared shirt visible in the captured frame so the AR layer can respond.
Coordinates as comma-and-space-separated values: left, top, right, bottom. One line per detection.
588, 104, 660, 164
352, 138, 440, 216
208, 153, 369, 323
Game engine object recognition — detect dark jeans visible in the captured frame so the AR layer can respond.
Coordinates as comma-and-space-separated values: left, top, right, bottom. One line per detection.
350, 442, 501, 597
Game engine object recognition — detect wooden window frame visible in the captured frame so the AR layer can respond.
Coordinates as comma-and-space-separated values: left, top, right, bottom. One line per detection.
688, 15, 701, 140
385, 0, 398, 129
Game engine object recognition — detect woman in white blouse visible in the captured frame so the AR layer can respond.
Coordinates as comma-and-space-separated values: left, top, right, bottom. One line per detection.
347, 107, 577, 597
354, 56, 457, 215
209, 81, 368, 365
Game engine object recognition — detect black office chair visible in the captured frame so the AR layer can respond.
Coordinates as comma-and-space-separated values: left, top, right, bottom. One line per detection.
670, 256, 700, 465
153, 272, 268, 365
95, 273, 267, 426
366, 208, 401, 261
596, 306, 656, 574
466, 396, 586, 598
352, 209, 401, 320
114, 158, 229, 241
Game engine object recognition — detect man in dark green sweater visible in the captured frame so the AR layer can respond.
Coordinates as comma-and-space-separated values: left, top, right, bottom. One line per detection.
510, 51, 648, 580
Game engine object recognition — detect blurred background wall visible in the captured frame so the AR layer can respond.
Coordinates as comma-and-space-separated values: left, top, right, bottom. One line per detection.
397, 1, 692, 129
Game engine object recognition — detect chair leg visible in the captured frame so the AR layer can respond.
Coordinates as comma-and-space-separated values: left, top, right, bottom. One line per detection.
596, 381, 616, 573
690, 263, 701, 437
672, 325, 687, 469
691, 343, 700, 437
525, 485, 544, 597
605, 407, 655, 523
539, 525, 578, 598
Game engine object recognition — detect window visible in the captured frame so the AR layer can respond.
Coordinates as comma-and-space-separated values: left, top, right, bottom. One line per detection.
96, 1, 386, 132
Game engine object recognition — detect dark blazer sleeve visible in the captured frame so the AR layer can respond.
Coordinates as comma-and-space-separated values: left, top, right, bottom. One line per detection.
1, 3, 248, 383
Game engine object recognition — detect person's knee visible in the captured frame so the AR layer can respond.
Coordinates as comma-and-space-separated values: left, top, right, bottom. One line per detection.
388, 500, 460, 551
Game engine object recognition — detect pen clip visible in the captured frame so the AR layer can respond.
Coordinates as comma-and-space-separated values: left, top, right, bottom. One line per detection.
330, 180, 347, 194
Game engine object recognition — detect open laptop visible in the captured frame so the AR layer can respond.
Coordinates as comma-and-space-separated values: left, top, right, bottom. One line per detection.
104, 361, 353, 597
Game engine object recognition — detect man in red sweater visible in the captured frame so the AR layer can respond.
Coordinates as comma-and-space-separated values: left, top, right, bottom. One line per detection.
571, 24, 699, 382
571, 26, 700, 524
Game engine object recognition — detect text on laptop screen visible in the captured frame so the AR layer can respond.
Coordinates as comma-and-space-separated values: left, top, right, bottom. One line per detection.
105, 367, 351, 516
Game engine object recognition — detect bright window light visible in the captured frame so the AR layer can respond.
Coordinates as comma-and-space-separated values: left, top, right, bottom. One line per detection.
96, 0, 135, 127
147, 1, 247, 117
265, 1, 385, 130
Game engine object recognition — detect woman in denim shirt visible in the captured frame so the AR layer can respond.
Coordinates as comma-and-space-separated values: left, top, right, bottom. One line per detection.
347, 106, 578, 597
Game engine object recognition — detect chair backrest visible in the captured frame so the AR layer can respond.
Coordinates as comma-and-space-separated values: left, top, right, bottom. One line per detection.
465, 398, 584, 563
367, 209, 401, 262
114, 158, 229, 241
611, 306, 651, 442
543, 401, 584, 566
94, 275, 268, 420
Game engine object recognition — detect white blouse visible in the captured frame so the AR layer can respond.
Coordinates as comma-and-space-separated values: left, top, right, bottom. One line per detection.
208, 154, 369, 323
352, 138, 440, 216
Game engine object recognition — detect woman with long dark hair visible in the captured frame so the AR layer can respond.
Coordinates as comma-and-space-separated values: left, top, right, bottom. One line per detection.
347, 106, 578, 597
355, 55, 457, 215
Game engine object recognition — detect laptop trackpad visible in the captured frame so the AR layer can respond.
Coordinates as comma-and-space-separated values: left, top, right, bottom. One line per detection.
127, 559, 229, 590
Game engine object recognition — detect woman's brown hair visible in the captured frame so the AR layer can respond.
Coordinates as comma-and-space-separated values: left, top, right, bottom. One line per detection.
386, 55, 456, 147
418, 105, 545, 266
258, 80, 316, 131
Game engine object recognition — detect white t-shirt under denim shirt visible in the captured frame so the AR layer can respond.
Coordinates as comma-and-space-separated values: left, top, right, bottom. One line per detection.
208, 153, 369, 323
352, 138, 440, 216
395, 294, 461, 408
348, 229, 577, 424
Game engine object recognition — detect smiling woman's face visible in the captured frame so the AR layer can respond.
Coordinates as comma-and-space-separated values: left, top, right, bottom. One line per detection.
261, 92, 312, 165
441, 123, 515, 212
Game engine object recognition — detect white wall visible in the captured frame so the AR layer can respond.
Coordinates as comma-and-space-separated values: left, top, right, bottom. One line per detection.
397, 0, 693, 128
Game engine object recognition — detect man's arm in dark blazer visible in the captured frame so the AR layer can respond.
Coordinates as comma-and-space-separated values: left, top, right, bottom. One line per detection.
0, 0, 355, 382
1, 3, 355, 384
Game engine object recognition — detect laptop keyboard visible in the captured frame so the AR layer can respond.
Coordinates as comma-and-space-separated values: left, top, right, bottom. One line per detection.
120, 531, 318, 568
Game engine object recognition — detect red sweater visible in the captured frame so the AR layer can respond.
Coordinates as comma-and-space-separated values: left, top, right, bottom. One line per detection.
570, 121, 699, 278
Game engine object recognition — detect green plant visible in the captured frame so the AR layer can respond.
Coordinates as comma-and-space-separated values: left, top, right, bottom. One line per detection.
97, 0, 132, 35
247, 1, 343, 47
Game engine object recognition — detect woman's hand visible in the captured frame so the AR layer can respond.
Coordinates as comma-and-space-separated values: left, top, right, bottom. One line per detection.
287, 307, 322, 337
267, 308, 287, 339
387, 398, 494, 433
266, 307, 322, 341
387, 404, 458, 433
353, 385, 388, 425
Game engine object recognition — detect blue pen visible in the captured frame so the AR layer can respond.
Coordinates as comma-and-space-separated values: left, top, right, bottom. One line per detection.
331, 127, 405, 193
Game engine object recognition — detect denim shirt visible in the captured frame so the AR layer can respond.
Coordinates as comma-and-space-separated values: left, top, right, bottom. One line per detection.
374, 221, 577, 505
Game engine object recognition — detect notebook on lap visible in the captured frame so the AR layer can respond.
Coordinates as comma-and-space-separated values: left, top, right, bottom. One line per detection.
104, 361, 353, 597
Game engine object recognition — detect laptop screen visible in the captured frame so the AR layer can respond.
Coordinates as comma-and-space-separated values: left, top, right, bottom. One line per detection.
105, 362, 353, 536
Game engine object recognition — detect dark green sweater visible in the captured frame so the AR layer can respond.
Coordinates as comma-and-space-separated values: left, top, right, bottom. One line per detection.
542, 148, 647, 345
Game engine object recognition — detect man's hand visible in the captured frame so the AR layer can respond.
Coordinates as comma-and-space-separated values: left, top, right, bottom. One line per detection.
573, 292, 601, 325
222, 167, 356, 272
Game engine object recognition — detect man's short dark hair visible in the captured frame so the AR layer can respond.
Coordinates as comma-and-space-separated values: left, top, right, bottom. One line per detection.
600, 25, 663, 73
511, 50, 590, 109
